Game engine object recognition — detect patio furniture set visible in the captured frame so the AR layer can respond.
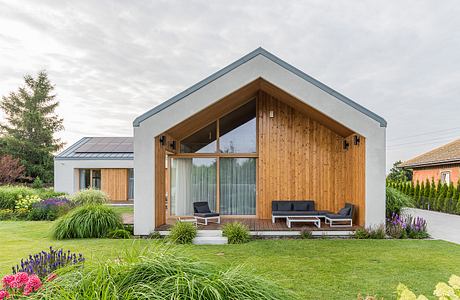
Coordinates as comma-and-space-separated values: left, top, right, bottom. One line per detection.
179, 201, 354, 228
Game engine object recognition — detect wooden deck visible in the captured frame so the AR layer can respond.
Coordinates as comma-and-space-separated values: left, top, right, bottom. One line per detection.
155, 217, 360, 231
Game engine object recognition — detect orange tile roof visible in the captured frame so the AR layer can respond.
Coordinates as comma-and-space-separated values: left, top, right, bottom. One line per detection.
400, 139, 460, 168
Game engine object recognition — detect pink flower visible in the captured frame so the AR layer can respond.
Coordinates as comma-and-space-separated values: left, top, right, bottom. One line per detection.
1, 275, 14, 288
0, 290, 9, 300
26, 274, 42, 290
11, 272, 29, 288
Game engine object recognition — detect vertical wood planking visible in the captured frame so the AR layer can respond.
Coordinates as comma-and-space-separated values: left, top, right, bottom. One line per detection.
101, 169, 128, 201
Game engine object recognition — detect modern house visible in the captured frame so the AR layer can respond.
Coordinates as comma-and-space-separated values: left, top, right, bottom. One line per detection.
54, 137, 134, 201
133, 48, 386, 235
401, 139, 460, 185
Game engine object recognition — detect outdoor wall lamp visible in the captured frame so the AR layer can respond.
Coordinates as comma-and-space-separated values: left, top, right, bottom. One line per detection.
354, 135, 360, 145
343, 140, 349, 150
170, 141, 176, 150
159, 135, 166, 145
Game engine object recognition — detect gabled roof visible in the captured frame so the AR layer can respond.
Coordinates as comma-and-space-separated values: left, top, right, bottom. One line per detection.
400, 139, 460, 168
55, 137, 133, 160
133, 47, 387, 128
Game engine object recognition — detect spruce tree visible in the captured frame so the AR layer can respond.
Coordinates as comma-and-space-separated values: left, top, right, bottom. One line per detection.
0, 71, 64, 182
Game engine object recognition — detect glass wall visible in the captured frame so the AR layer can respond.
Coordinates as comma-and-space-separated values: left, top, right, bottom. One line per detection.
128, 168, 134, 199
219, 101, 256, 153
219, 158, 256, 215
79, 169, 101, 190
180, 122, 217, 153
170, 158, 217, 215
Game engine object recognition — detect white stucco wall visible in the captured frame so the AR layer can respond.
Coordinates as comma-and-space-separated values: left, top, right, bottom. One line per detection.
54, 159, 134, 195
134, 54, 386, 234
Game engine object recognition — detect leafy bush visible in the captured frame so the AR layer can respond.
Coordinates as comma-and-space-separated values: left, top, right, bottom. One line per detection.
35, 188, 66, 200
354, 225, 386, 239
386, 187, 413, 217
52, 205, 123, 239
107, 229, 132, 239
0, 209, 15, 220
148, 231, 162, 239
0, 185, 36, 210
28, 198, 73, 221
222, 222, 251, 244
12, 246, 84, 279
0, 155, 25, 184
299, 227, 313, 239
71, 189, 109, 205
32, 177, 44, 189
396, 274, 460, 300
32, 247, 291, 300
169, 221, 197, 244
354, 227, 370, 239
15, 194, 41, 211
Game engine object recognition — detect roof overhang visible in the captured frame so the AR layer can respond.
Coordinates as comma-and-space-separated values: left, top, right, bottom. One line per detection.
133, 47, 387, 129
401, 159, 460, 169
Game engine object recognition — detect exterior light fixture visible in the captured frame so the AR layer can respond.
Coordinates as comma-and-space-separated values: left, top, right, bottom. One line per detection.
343, 140, 349, 150
159, 135, 166, 145
354, 135, 360, 145
170, 141, 176, 150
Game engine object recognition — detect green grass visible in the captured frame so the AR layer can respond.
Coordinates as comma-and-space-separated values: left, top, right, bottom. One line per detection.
109, 205, 133, 215
2, 221, 460, 299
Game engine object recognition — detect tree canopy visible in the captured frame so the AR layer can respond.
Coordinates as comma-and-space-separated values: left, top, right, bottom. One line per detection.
386, 160, 412, 182
0, 71, 64, 183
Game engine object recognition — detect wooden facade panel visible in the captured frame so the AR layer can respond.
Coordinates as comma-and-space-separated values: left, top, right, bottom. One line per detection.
257, 91, 365, 225
101, 169, 128, 201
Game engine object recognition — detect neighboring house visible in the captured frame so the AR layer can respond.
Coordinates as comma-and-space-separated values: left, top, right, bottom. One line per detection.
401, 139, 460, 185
133, 48, 387, 235
54, 137, 134, 201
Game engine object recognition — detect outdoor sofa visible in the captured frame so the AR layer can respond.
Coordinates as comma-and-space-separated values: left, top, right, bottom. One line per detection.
271, 200, 355, 227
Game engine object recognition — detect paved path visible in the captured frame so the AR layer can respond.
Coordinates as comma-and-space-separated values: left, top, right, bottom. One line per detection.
122, 213, 134, 225
403, 208, 460, 244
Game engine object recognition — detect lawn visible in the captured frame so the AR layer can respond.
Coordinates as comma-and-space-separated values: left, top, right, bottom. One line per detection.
2, 221, 460, 299
108, 205, 133, 215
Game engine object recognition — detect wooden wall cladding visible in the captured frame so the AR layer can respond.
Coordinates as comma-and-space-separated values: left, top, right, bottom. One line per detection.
257, 91, 365, 225
101, 169, 128, 201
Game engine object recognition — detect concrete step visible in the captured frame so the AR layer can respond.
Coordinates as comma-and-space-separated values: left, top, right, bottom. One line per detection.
196, 230, 223, 237
193, 236, 228, 245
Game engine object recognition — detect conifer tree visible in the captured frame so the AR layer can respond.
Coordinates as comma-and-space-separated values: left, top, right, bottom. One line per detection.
436, 183, 448, 211
428, 179, 436, 210
445, 184, 455, 212
0, 71, 64, 182
414, 180, 421, 207
423, 179, 431, 209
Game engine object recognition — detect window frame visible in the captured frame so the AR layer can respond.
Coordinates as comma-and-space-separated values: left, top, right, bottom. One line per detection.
79, 168, 102, 190
441, 171, 451, 185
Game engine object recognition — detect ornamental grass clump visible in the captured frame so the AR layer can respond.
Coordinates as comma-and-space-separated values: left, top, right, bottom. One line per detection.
169, 221, 197, 244
12, 247, 84, 279
71, 189, 109, 205
31, 247, 292, 300
223, 222, 251, 244
53, 205, 123, 239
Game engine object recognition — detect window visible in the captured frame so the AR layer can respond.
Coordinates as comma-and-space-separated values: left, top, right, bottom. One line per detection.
79, 169, 101, 190
441, 171, 451, 185
219, 100, 256, 153
128, 168, 134, 199
220, 158, 256, 215
180, 122, 217, 153
170, 158, 217, 215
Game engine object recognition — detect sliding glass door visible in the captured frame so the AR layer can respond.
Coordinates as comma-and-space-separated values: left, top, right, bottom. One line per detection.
170, 158, 217, 215
220, 158, 256, 215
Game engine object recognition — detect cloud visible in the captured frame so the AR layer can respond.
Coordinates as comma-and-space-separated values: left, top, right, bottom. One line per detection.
0, 0, 459, 170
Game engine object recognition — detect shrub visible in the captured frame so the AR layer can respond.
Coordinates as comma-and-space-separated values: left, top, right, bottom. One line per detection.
354, 227, 370, 239
28, 198, 73, 221
32, 177, 44, 189
15, 194, 41, 211
0, 209, 15, 220
0, 155, 25, 184
396, 274, 460, 300
0, 185, 36, 210
169, 221, 197, 244
107, 229, 132, 239
368, 225, 386, 239
12, 246, 85, 279
148, 231, 162, 239
53, 205, 123, 239
32, 247, 291, 300
386, 187, 413, 217
35, 188, 66, 200
405, 215, 429, 239
386, 213, 429, 239
71, 189, 109, 205
1, 272, 42, 298
299, 227, 313, 239
222, 222, 251, 244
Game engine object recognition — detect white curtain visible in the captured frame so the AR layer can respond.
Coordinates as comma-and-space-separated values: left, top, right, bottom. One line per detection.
170, 158, 216, 216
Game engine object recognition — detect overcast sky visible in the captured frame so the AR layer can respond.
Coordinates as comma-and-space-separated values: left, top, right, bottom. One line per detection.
1, 0, 459, 171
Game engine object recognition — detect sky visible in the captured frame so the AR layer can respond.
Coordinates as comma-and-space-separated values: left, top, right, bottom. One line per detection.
0, 0, 459, 171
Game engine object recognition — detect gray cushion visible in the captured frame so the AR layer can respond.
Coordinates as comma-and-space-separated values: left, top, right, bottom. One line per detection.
293, 202, 308, 211
194, 212, 219, 218
338, 207, 351, 216
277, 202, 292, 211
326, 213, 351, 220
